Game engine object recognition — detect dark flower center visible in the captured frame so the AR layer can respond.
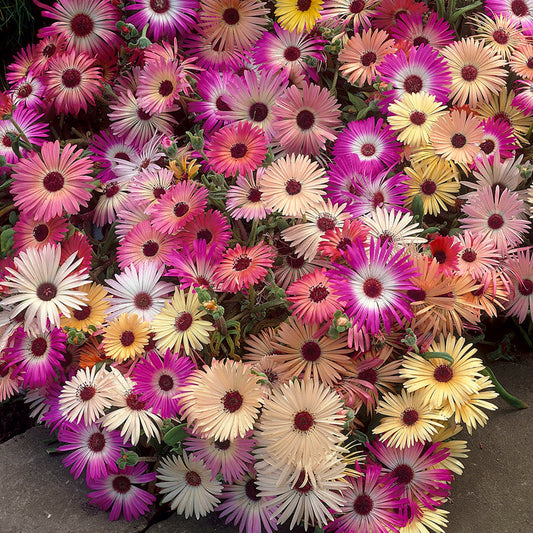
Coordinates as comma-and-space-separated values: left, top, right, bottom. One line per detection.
112, 475, 131, 494
407, 288, 426, 301
158, 373, 174, 391
360, 51, 377, 66
492, 29, 509, 44
2, 134, 12, 148
137, 108, 151, 121
79, 385, 96, 401
297, 0, 312, 11
410, 111, 426, 125
159, 80, 174, 97
480, 139, 495, 154
493, 112, 511, 125
284, 46, 301, 61
296, 109, 315, 130
17, 83, 33, 98
353, 494, 373, 515
511, 0, 529, 17
134, 292, 153, 310
43, 171, 65, 192
114, 151, 131, 161
360, 143, 376, 157
222, 390, 243, 412
215, 96, 231, 111
451, 133, 467, 148
421, 179, 437, 195
249, 102, 268, 122
487, 213, 504, 229
142, 240, 160, 257
404, 74, 423, 94
317, 216, 336, 232
287, 253, 305, 269
88, 432, 106, 452
247, 187, 262, 202
230, 143, 248, 159
120, 330, 135, 347
527, 57, 533, 69
461, 249, 477, 263
337, 237, 352, 251
245, 479, 261, 501
42, 43, 56, 57
362, 277, 383, 298
392, 464, 414, 485
309, 284, 329, 302
285, 178, 302, 195
197, 229, 213, 243
434, 364, 453, 382
214, 439, 231, 450
185, 470, 201, 486
301, 341, 321, 362
70, 13, 94, 37
461, 65, 478, 81
222, 7, 240, 25
358, 368, 377, 384
150, 0, 170, 13
350, 0, 365, 14
233, 255, 252, 271
62, 68, 81, 88
105, 183, 120, 197
153, 187, 166, 198
37, 282, 57, 301
433, 250, 447, 264
73, 305, 92, 321
33, 224, 49, 242
413, 36, 429, 47
126, 393, 146, 410
175, 312, 193, 331
294, 471, 313, 493
518, 278, 533, 296
293, 410, 315, 431
31, 337, 48, 357
173, 202, 189, 218
402, 408, 419, 426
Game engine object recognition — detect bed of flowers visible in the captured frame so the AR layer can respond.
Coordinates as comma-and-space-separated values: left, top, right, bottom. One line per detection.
1, 0, 533, 531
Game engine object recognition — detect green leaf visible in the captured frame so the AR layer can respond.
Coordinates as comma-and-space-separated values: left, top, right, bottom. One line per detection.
163, 424, 188, 446
411, 194, 424, 224
450, 1, 483, 22
347, 92, 366, 111
8, 210, 18, 225
1, 228, 14, 254
421, 351, 454, 364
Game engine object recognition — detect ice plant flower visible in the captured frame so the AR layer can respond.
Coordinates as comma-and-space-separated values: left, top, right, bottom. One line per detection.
274, 0, 324, 33
101, 313, 150, 364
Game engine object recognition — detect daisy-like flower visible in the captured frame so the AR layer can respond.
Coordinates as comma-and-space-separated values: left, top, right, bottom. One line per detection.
180, 359, 263, 441
505, 248, 533, 322
60, 282, 109, 332
38, 0, 121, 56
430, 110, 484, 166
327, 238, 418, 335
332, 117, 402, 175
476, 117, 518, 163
255, 379, 346, 472
401, 334, 485, 411
127, 168, 174, 208
373, 0, 428, 32
338, 29, 395, 87
271, 317, 351, 385
125, 0, 198, 41
512, 79, 533, 115
151, 288, 214, 356
454, 232, 499, 279
156, 452, 223, 519
442, 38, 507, 108
183, 432, 256, 483
58, 365, 117, 425
318, 218, 369, 260
12, 214, 68, 252
429, 235, 461, 275
146, 181, 209, 235
321, 0, 381, 31
471, 12, 525, 59
132, 349, 195, 419
509, 43, 533, 80
57, 422, 124, 481
0, 360, 22, 402
100, 369, 163, 445
11, 74, 46, 109
274, 0, 324, 33
387, 91, 447, 148
461, 186, 530, 253
45, 51, 103, 115
399, 506, 449, 533
87, 463, 156, 522
199, 0, 269, 53
215, 243, 275, 293
204, 121, 268, 178
404, 159, 460, 216
226, 169, 272, 221
261, 153, 328, 217
272, 82, 341, 156
2, 244, 89, 331
390, 11, 455, 50
5, 325, 66, 388
286, 268, 341, 326
275, 250, 329, 290
101, 313, 150, 364
485, 0, 533, 35
373, 389, 446, 449
11, 140, 94, 222
324, 463, 408, 533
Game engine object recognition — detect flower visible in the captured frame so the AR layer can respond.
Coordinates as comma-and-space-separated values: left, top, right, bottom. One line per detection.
156, 452, 223, 519
505, 248, 533, 322
180, 359, 263, 441
102, 313, 150, 363
390, 11, 455, 50
429, 235, 461, 275
454, 232, 499, 279
471, 11, 525, 59
226, 169, 272, 221
2, 244, 89, 331
510, 43, 533, 80
151, 288, 214, 356
12, 214, 68, 252
60, 282, 109, 332
274, 0, 324, 33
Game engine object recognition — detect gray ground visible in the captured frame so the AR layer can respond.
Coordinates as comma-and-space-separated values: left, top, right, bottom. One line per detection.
1, 359, 532, 533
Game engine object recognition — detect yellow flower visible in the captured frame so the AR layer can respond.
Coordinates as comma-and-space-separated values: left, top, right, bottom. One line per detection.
61, 283, 110, 332
275, 0, 324, 33
102, 313, 150, 363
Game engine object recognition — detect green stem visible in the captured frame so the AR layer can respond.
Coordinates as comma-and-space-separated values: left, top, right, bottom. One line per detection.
481, 367, 528, 409
247, 219, 259, 246
330, 63, 339, 97
8, 116, 35, 150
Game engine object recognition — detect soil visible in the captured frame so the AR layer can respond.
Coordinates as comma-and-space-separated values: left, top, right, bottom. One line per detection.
0, 394, 34, 444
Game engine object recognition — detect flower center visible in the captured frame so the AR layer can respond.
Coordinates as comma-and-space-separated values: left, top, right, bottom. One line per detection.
413, 35, 429, 47
79, 384, 96, 401
120, 330, 135, 347
158, 373, 174, 391
42, 43, 56, 57
105, 183, 120, 197
112, 475, 131, 494
461, 249, 477, 263
360, 143, 376, 157
407, 288, 426, 301
392, 464, 414, 485
247, 187, 262, 202
451, 133, 467, 148
88, 431, 106, 452
285, 178, 302, 195
287, 253, 305, 268
527, 57, 533, 69
2, 134, 12, 148
363, 277, 383, 298
358, 368, 377, 384
296, 109, 315, 130
173, 202, 189, 218
215, 96, 231, 111
230, 143, 248, 159
297, 0, 312, 11
114, 151, 131, 161
353, 494, 373, 515
433, 250, 447, 264
175, 312, 193, 331
31, 337, 48, 357
402, 408, 419, 425
337, 237, 352, 251
245, 479, 261, 501
153, 187, 166, 198
126, 393, 146, 410
461, 65, 478, 81
518, 278, 533, 296
317, 216, 336, 232
409, 111, 426, 125
309, 284, 329, 303
249, 102, 268, 122
480, 139, 495, 154
511, 0, 529, 17
43, 171, 65, 192
284, 45, 301, 61
492, 29, 509, 44
73, 305, 92, 321
360, 51, 377, 66
233, 255, 252, 271
420, 179, 437, 195
37, 282, 57, 301
404, 74, 423, 94
137, 108, 151, 121
33, 223, 49, 242
434, 364, 453, 382
17, 83, 33, 98
493, 111, 511, 125
350, 0, 365, 14
214, 439, 231, 450
294, 471, 313, 493
142, 240, 160, 257
62, 68, 81, 88
301, 341, 321, 361
222, 7, 240, 25
222, 390, 243, 412
158, 79, 174, 97
487, 213, 504, 229
185, 471, 201, 486
134, 292, 153, 310
70, 13, 94, 37
196, 229, 213, 243
293, 410, 315, 432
